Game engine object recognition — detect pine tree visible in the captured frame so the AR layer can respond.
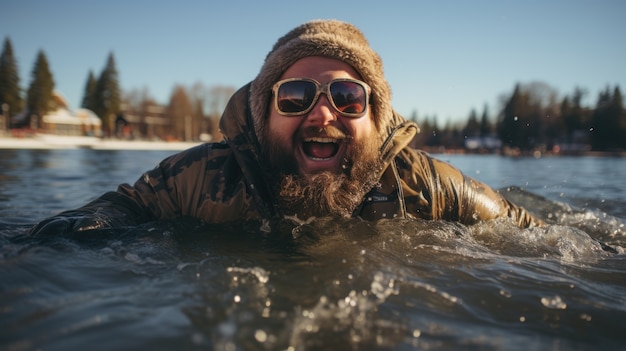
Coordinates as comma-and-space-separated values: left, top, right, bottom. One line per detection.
561, 87, 588, 144
0, 37, 24, 126
81, 70, 97, 111
94, 52, 121, 136
26, 50, 55, 129
480, 104, 491, 137
463, 108, 480, 137
498, 84, 532, 150
560, 96, 574, 143
612, 86, 625, 149
589, 86, 622, 151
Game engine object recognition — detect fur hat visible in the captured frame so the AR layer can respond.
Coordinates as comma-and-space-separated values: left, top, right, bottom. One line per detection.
250, 19, 394, 143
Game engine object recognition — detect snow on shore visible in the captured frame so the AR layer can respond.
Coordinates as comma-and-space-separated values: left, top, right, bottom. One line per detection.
0, 136, 203, 151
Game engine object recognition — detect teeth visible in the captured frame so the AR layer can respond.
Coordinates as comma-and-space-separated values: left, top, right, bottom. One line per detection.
304, 137, 338, 143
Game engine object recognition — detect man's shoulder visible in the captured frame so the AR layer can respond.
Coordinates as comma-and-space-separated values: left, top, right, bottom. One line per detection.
156, 142, 233, 175
393, 147, 467, 187
172, 141, 231, 159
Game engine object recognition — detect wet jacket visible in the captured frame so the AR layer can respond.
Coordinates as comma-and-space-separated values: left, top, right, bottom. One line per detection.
30, 84, 541, 235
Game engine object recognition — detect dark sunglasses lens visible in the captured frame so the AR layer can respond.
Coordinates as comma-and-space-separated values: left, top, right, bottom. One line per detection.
330, 81, 366, 114
277, 81, 316, 114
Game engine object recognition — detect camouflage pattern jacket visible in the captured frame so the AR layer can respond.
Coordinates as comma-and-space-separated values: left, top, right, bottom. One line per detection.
30, 84, 541, 235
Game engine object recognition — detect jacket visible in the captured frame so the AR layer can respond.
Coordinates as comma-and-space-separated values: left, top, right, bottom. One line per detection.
30, 84, 541, 236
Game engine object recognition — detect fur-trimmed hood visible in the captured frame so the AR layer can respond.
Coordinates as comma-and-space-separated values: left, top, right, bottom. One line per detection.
249, 19, 412, 145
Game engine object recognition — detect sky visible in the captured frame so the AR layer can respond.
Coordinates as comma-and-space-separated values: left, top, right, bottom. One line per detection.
2, 0, 625, 124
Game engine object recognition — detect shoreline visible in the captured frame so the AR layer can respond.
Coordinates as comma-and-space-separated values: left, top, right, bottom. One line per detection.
1, 136, 624, 157
0, 136, 203, 151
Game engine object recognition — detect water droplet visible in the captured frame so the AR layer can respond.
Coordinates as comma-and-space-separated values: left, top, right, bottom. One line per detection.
254, 329, 267, 342
541, 295, 567, 309
580, 313, 592, 321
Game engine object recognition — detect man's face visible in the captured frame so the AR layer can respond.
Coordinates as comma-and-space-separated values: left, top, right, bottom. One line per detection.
265, 56, 377, 176
262, 56, 382, 219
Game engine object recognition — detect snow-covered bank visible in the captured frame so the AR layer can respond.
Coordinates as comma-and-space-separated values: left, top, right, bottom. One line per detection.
0, 136, 203, 151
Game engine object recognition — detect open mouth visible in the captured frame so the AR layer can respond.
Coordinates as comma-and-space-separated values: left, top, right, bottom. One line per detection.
302, 137, 340, 160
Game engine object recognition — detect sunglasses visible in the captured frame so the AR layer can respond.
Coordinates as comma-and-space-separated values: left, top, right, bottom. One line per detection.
272, 78, 371, 118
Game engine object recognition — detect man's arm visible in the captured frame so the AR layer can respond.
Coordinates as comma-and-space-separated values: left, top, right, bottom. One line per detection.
28, 189, 157, 236
29, 144, 213, 236
398, 149, 544, 227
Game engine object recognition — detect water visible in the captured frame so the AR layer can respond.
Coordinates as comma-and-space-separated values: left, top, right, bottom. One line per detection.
1, 149, 625, 351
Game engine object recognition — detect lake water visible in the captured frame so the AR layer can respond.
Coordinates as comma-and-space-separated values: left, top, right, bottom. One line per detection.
1, 149, 625, 351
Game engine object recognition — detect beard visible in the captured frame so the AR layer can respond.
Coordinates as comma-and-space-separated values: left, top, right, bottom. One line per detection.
261, 125, 383, 220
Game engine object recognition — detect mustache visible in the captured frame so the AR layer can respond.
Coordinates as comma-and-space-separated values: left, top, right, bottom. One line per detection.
298, 126, 352, 142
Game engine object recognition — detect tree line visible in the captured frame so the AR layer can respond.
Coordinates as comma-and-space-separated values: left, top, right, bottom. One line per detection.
1, 37, 625, 151
0, 37, 232, 141
410, 81, 624, 154
0, 37, 123, 135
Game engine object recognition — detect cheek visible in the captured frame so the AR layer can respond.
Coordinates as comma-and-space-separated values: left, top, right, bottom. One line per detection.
346, 114, 376, 141
267, 112, 301, 146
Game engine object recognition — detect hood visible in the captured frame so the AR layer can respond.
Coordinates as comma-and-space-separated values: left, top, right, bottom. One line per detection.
250, 19, 408, 146
219, 83, 419, 195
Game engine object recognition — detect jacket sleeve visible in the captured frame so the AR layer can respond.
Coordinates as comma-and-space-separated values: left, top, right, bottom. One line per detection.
29, 144, 214, 236
28, 190, 157, 236
398, 149, 543, 228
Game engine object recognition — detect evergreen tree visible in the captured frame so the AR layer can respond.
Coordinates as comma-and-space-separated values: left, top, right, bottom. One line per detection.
590, 87, 611, 150
571, 86, 587, 128
81, 70, 97, 111
612, 86, 625, 149
560, 96, 574, 143
498, 84, 533, 150
463, 108, 480, 137
479, 104, 491, 137
412, 115, 431, 148
427, 117, 441, 147
94, 52, 121, 136
0, 37, 24, 125
589, 86, 623, 151
26, 50, 55, 129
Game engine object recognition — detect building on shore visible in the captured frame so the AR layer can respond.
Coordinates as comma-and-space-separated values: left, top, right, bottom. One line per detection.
41, 107, 102, 137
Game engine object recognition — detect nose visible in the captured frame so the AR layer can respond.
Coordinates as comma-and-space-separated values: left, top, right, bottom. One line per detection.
305, 94, 337, 126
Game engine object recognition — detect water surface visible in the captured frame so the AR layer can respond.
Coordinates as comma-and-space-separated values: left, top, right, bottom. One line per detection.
1, 150, 624, 350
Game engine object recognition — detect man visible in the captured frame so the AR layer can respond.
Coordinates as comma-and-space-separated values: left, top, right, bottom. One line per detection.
30, 20, 542, 236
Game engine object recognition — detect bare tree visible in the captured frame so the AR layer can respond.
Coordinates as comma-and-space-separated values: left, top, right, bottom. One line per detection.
167, 85, 193, 141
188, 82, 207, 141
206, 85, 235, 141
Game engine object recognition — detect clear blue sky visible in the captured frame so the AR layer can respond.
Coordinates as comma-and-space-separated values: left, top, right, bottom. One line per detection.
2, 0, 625, 124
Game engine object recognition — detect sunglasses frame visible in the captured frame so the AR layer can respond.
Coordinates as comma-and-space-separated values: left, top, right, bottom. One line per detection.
272, 77, 371, 118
